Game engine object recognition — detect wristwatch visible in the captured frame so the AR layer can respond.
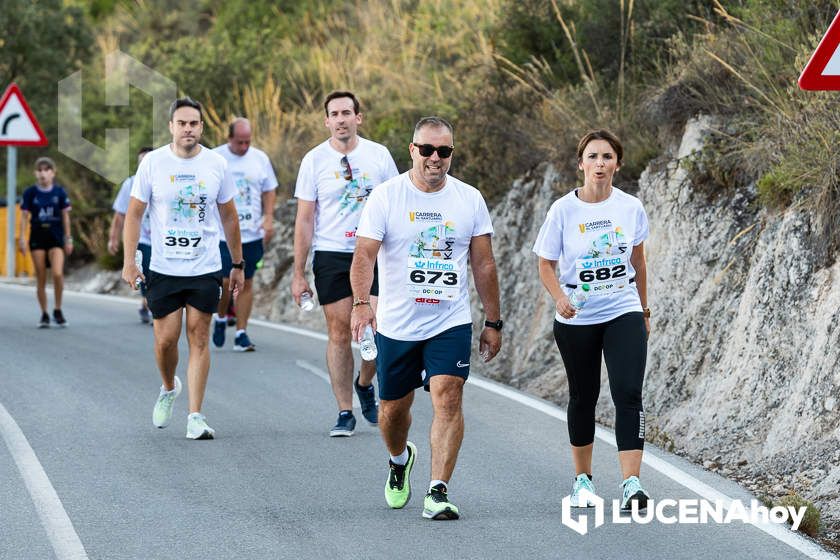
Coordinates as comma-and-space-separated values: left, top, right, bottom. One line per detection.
231, 260, 245, 270
642, 307, 651, 318
484, 319, 504, 331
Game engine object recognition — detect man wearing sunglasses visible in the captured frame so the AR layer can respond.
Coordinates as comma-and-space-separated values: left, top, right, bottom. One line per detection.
350, 116, 502, 520
293, 91, 399, 437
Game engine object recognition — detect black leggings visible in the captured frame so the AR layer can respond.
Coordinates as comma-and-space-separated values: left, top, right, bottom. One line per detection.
553, 312, 647, 451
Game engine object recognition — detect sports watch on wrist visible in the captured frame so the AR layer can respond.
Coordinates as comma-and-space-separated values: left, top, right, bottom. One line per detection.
231, 260, 245, 270
484, 319, 504, 331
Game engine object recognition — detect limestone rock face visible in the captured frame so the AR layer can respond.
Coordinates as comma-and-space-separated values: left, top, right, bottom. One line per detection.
467, 115, 840, 530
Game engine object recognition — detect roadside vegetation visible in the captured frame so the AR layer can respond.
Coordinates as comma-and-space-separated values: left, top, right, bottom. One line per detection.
1, 0, 838, 261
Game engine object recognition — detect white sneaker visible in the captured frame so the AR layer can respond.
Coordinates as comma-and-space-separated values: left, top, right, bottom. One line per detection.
186, 412, 215, 440
152, 376, 181, 428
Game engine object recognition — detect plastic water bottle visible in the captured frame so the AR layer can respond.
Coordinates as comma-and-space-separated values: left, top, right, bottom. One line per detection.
569, 285, 590, 311
360, 325, 378, 361
299, 291, 315, 312
134, 250, 144, 290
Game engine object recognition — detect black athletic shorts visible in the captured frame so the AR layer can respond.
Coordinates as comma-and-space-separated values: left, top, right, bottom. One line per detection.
145, 270, 222, 319
313, 250, 378, 306
28, 226, 64, 251
219, 240, 264, 279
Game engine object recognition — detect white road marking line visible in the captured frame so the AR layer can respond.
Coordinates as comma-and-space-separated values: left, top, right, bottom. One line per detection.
295, 359, 360, 409
0, 402, 89, 560
2, 284, 831, 558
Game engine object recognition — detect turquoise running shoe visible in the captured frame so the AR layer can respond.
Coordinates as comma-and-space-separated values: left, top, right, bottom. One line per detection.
570, 473, 598, 507
385, 441, 416, 508
620, 475, 650, 512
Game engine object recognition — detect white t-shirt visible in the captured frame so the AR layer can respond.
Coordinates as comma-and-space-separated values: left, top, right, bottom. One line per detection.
113, 176, 151, 245
532, 187, 649, 325
356, 172, 494, 341
212, 144, 278, 243
130, 145, 237, 276
295, 137, 398, 252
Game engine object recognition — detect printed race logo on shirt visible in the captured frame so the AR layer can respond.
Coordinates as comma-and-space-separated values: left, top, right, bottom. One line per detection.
574, 224, 630, 297
164, 176, 208, 259
233, 172, 257, 228
407, 221, 460, 301
336, 162, 374, 216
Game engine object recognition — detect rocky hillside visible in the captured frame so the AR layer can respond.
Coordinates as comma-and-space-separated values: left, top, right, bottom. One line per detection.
224, 118, 839, 543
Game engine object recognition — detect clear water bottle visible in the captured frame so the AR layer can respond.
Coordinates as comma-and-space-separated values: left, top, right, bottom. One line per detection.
360, 325, 378, 361
134, 250, 144, 290
569, 284, 590, 311
299, 291, 315, 312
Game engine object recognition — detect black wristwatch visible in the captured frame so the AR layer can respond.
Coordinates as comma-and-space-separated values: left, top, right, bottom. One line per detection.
231, 260, 245, 270
484, 319, 504, 331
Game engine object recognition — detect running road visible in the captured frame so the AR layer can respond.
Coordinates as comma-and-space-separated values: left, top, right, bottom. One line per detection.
0, 284, 834, 560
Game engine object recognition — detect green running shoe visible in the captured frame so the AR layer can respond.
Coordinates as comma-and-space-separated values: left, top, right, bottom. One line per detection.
385, 441, 416, 508
152, 376, 181, 428
422, 483, 460, 520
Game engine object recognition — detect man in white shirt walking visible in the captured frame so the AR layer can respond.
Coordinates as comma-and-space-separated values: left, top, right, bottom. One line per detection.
350, 116, 502, 520
211, 118, 278, 352
292, 91, 399, 436
121, 97, 244, 440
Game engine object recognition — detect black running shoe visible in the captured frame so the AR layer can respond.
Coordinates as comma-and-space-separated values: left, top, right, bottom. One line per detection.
52, 309, 67, 327
354, 375, 379, 425
38, 312, 50, 328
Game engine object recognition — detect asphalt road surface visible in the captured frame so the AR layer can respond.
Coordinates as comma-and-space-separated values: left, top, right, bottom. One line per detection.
0, 283, 834, 560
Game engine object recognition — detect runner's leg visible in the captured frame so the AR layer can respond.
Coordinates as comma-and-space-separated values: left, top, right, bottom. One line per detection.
428, 375, 465, 483
185, 304, 212, 413
153, 308, 182, 391
323, 296, 355, 411
31, 250, 48, 312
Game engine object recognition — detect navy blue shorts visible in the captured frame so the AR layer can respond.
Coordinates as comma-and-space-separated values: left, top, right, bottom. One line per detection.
375, 323, 472, 400
220, 240, 263, 279
137, 242, 151, 297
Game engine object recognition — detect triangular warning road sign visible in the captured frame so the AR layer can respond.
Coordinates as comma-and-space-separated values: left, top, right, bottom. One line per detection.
0, 83, 48, 146
799, 10, 840, 90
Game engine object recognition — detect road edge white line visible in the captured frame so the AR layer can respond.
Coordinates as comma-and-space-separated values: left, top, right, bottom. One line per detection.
0, 402, 89, 560
4, 284, 832, 559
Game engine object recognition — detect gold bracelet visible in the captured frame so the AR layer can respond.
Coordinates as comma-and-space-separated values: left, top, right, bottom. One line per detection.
352, 298, 370, 308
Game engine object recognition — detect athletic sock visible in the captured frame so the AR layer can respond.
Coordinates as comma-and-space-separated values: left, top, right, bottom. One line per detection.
390, 448, 409, 466
429, 480, 447, 492
215, 313, 226, 322
236, 329, 246, 337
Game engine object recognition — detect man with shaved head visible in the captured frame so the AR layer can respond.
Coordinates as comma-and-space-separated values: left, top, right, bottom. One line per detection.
212, 117, 278, 352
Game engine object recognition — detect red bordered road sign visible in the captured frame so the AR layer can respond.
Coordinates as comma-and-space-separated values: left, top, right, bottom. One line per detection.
799, 10, 840, 90
0, 83, 48, 146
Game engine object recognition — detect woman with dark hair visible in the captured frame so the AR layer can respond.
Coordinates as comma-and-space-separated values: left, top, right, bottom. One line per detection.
533, 129, 651, 512
19, 156, 73, 327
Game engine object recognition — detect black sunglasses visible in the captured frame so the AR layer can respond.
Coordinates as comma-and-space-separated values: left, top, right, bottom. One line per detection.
340, 155, 353, 181
414, 144, 454, 158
